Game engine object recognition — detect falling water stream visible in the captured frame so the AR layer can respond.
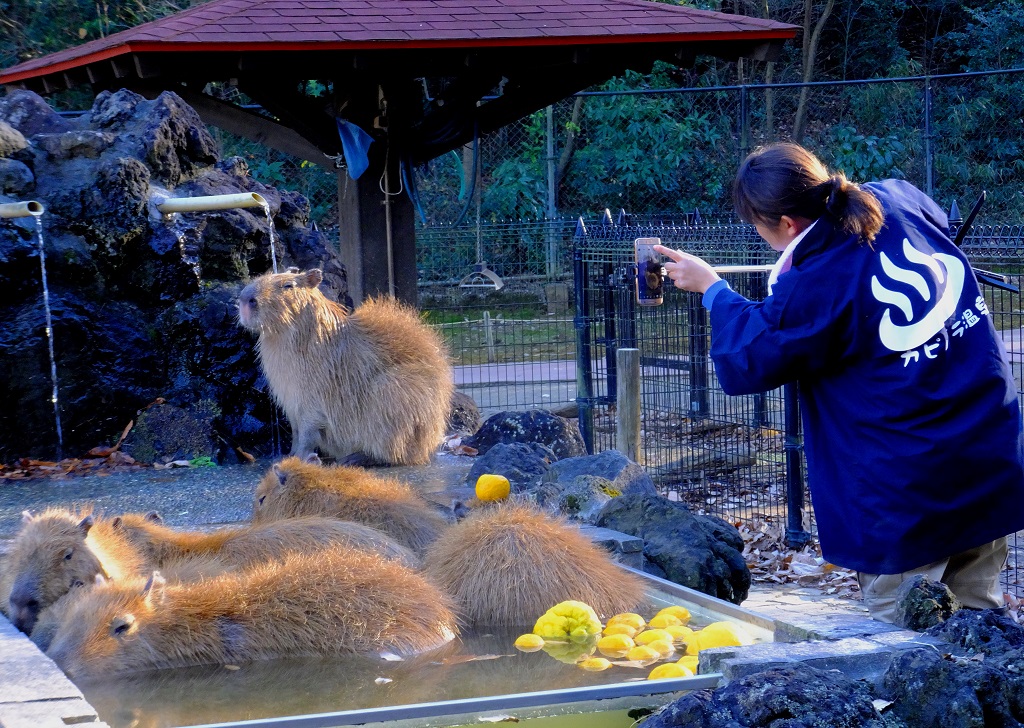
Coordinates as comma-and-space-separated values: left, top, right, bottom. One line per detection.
262, 203, 279, 274
34, 215, 63, 460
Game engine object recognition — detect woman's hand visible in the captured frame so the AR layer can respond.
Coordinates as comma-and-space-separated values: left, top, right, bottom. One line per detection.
652, 245, 721, 294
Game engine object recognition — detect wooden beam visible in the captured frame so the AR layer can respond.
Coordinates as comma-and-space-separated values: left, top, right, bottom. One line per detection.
175, 90, 336, 168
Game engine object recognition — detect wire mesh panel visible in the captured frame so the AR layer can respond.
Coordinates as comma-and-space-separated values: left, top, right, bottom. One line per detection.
573, 220, 798, 528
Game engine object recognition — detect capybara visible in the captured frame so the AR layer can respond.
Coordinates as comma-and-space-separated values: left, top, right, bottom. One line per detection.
423, 503, 646, 626
111, 512, 419, 569
237, 268, 454, 466
1, 508, 225, 634
45, 549, 459, 679
253, 456, 449, 553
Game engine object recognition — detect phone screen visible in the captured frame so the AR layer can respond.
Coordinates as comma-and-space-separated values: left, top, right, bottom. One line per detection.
635, 237, 664, 306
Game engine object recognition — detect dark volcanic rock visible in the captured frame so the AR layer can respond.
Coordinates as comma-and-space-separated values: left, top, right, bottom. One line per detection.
597, 493, 750, 603
446, 391, 482, 436
892, 575, 962, 631
464, 409, 587, 460
642, 663, 886, 728
925, 608, 1024, 655
121, 401, 219, 464
541, 449, 657, 497
465, 441, 553, 491
0, 90, 344, 461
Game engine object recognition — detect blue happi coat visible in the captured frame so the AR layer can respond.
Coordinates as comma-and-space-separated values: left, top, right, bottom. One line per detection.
708, 179, 1024, 574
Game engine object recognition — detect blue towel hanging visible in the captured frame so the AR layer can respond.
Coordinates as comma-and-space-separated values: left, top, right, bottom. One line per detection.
335, 118, 374, 180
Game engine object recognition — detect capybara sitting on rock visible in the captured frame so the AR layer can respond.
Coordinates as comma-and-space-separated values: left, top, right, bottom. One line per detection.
0, 508, 225, 634
45, 549, 459, 680
253, 456, 449, 553
423, 503, 645, 626
111, 512, 419, 569
237, 268, 454, 465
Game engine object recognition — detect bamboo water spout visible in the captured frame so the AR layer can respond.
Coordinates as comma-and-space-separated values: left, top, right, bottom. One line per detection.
156, 192, 267, 214
0, 200, 45, 218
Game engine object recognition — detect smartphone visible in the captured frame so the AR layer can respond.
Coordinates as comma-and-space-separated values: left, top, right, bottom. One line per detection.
635, 237, 664, 306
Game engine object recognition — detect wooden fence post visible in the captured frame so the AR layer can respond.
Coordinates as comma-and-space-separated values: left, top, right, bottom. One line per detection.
616, 347, 641, 461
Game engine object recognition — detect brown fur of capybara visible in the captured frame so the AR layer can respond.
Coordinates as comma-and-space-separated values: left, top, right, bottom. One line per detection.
237, 268, 454, 466
423, 503, 646, 627
1, 508, 228, 635
252, 456, 449, 553
45, 549, 459, 680
111, 512, 419, 569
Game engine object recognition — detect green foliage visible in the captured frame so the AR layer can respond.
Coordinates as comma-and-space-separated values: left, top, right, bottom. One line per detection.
828, 126, 908, 181
189, 455, 216, 467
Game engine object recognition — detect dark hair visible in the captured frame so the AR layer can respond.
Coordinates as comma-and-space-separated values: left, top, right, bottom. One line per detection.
733, 142, 884, 243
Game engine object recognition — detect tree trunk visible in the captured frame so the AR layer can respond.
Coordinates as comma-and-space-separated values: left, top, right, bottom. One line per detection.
556, 96, 584, 187
793, 0, 835, 142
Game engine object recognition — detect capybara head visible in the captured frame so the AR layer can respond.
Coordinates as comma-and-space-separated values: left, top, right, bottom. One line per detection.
252, 454, 321, 522
4, 510, 108, 634
109, 512, 164, 564
238, 268, 326, 335
46, 572, 166, 681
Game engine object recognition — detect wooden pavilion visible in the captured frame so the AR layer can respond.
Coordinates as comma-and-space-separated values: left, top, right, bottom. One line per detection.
0, 0, 796, 303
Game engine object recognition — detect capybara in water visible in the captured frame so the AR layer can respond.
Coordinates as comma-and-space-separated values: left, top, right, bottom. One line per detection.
237, 268, 454, 466
252, 456, 449, 553
111, 512, 419, 569
423, 503, 646, 626
1, 508, 225, 634
45, 549, 459, 680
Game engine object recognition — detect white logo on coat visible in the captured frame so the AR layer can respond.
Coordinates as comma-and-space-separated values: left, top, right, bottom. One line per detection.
871, 238, 966, 352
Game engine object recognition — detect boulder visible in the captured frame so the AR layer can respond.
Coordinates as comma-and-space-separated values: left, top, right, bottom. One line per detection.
446, 391, 482, 436
892, 575, 962, 631
541, 449, 657, 497
642, 663, 886, 728
597, 493, 750, 604
544, 474, 615, 524
0, 158, 34, 196
463, 409, 586, 460
924, 608, 1024, 655
121, 401, 219, 464
0, 90, 72, 137
465, 441, 553, 491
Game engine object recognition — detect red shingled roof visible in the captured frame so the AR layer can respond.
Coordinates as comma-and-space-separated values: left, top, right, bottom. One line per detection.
1, 0, 794, 84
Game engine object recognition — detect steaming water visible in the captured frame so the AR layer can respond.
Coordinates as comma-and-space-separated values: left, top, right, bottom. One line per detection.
34, 216, 63, 460
262, 204, 278, 274
77, 622, 701, 728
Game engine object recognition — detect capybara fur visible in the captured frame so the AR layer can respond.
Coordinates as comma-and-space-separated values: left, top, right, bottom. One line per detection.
423, 503, 646, 626
1, 508, 227, 634
253, 456, 449, 553
111, 512, 419, 569
45, 549, 459, 679
237, 268, 454, 465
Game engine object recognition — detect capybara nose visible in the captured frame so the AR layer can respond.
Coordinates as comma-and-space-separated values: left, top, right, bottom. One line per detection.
12, 599, 40, 633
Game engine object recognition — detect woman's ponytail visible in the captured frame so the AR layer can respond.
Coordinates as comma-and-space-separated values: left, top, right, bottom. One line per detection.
820, 173, 883, 244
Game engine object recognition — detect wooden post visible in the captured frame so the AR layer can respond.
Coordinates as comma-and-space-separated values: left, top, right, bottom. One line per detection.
483, 311, 497, 364
616, 347, 641, 461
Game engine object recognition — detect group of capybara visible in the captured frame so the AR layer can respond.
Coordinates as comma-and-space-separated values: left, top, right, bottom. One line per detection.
0, 269, 648, 683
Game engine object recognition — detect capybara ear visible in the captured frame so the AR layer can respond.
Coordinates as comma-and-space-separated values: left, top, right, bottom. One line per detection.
21, 510, 33, 523
272, 463, 288, 487
145, 511, 162, 523
304, 452, 322, 465
94, 574, 106, 586
111, 516, 122, 529
78, 515, 95, 536
109, 613, 137, 638
142, 571, 167, 607
286, 266, 301, 274
301, 269, 323, 288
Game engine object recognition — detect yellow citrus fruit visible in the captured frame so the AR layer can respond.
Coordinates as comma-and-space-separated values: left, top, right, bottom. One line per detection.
648, 663, 693, 680
646, 639, 675, 659
634, 629, 674, 646
514, 633, 545, 652
648, 613, 683, 629
597, 634, 635, 658
475, 473, 511, 502
626, 645, 661, 664
695, 621, 756, 649
606, 613, 646, 631
664, 625, 696, 645
603, 623, 637, 638
578, 657, 612, 672
656, 606, 692, 624
676, 655, 699, 673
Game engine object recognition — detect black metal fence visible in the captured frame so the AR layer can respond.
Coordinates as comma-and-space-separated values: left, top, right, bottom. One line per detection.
572, 216, 1024, 596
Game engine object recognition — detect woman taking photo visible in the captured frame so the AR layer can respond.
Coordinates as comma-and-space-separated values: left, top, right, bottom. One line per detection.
654, 142, 1024, 622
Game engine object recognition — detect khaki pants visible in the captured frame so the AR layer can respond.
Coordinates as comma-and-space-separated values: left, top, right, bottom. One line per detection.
856, 537, 1008, 623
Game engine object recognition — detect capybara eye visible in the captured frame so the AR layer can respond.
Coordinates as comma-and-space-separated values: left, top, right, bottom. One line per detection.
63, 548, 74, 560
282, 282, 296, 290
72, 579, 85, 588
111, 615, 136, 636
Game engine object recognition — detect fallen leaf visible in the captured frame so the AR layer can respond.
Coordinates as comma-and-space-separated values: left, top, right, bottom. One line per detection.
478, 716, 519, 723
374, 677, 393, 685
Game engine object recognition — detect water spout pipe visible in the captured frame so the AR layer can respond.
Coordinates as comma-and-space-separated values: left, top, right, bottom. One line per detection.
0, 201, 45, 218
156, 192, 267, 214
